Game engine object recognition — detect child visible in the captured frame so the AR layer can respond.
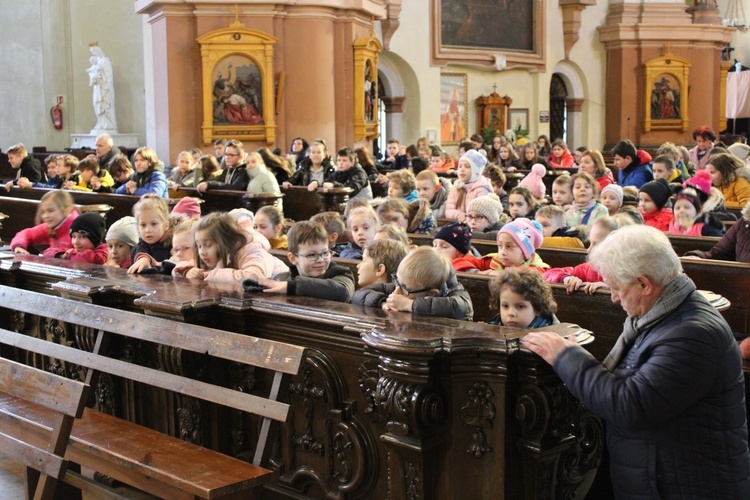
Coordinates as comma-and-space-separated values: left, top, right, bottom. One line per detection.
377, 198, 437, 235
431, 221, 475, 271
708, 153, 750, 209
340, 206, 378, 259
483, 165, 509, 209
600, 184, 624, 216
323, 147, 373, 200
518, 163, 546, 200
497, 144, 520, 172
374, 224, 412, 248
551, 175, 573, 210
47, 212, 108, 264
578, 149, 614, 190
67, 157, 115, 193
416, 170, 450, 219
284, 139, 335, 190
519, 143, 549, 171
254, 205, 287, 250
105, 216, 139, 268
488, 269, 557, 328
492, 218, 549, 273
168, 218, 197, 265
174, 213, 288, 283
543, 216, 619, 294
682, 170, 728, 216
445, 150, 492, 221
613, 205, 644, 226
354, 246, 474, 321
667, 187, 724, 237
386, 169, 418, 202
10, 190, 78, 256
354, 239, 408, 289
466, 195, 505, 240
382, 139, 408, 170
193, 154, 224, 186
168, 151, 195, 188
109, 154, 135, 190
565, 172, 608, 227
535, 205, 584, 249
548, 139, 576, 169
245, 151, 282, 198
638, 178, 674, 231
656, 142, 691, 179
508, 186, 540, 220
129, 194, 173, 274
428, 147, 456, 174
18, 155, 59, 189
116, 147, 168, 197
310, 211, 347, 255
4, 143, 45, 190
652, 154, 684, 185
253, 221, 355, 302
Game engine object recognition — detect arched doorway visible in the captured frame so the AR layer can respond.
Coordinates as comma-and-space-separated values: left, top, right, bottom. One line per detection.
550, 74, 568, 143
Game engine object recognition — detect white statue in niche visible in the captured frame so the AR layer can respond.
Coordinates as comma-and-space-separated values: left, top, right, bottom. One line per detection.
87, 44, 118, 132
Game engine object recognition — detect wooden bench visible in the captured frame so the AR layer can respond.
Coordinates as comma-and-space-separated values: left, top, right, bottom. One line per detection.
0, 284, 306, 499
0, 337, 89, 499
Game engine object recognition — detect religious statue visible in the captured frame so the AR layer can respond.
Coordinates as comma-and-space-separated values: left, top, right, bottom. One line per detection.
87, 45, 118, 132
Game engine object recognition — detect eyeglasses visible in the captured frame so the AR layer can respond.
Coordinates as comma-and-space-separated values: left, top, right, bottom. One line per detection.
391, 273, 431, 296
296, 250, 332, 262
466, 214, 487, 222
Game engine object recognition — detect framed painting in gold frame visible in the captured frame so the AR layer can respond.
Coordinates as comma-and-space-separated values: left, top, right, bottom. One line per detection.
642, 52, 690, 132
197, 22, 277, 145
440, 73, 468, 145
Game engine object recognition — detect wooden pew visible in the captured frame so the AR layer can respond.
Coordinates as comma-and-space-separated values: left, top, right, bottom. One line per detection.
0, 284, 306, 499
0, 335, 89, 499
0, 254, 602, 500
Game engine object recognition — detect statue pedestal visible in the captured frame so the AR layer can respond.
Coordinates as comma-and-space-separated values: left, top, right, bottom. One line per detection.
71, 133, 139, 149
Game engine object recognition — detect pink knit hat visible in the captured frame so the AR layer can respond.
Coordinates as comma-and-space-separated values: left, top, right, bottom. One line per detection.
519, 163, 546, 199
497, 217, 544, 260
683, 170, 712, 202
171, 197, 201, 219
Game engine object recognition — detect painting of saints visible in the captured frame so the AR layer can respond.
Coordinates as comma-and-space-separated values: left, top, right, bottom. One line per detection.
212, 56, 264, 126
650, 74, 680, 120
441, 85, 465, 143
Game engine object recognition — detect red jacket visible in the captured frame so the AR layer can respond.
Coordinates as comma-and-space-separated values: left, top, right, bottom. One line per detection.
61, 243, 109, 265
10, 209, 79, 254
642, 207, 673, 232
548, 149, 575, 169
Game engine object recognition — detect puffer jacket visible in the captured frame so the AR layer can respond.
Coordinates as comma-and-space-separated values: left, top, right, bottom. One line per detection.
445, 176, 493, 219
684, 216, 750, 263
351, 269, 473, 321
554, 291, 750, 498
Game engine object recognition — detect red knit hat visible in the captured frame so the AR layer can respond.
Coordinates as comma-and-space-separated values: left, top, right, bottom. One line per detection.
683, 170, 712, 203
171, 197, 201, 219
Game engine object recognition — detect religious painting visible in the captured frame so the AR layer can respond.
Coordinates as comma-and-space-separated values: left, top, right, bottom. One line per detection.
431, 0, 546, 70
211, 55, 264, 126
197, 22, 277, 145
353, 36, 382, 142
642, 52, 690, 133
509, 109, 529, 135
440, 73, 468, 145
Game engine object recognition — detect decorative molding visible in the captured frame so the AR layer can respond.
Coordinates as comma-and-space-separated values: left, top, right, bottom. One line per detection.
381, 96, 405, 114
566, 97, 584, 113
559, 0, 596, 59
459, 382, 495, 458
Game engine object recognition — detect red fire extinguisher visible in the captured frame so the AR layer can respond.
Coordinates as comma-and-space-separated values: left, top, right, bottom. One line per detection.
50, 96, 63, 130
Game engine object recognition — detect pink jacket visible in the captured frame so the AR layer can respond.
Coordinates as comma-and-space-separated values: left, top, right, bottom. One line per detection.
60, 243, 109, 265
445, 176, 493, 219
543, 262, 601, 283
11, 209, 79, 254
174, 241, 289, 284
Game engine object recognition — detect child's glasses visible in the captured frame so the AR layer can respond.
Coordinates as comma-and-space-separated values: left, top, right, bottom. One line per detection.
296, 250, 332, 262
390, 273, 431, 296
466, 214, 487, 222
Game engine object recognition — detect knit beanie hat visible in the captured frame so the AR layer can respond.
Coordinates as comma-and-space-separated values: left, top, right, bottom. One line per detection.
498, 217, 543, 260
674, 187, 702, 213
467, 194, 502, 225
459, 149, 488, 183
171, 197, 201, 219
519, 163, 546, 200
105, 216, 138, 247
600, 184, 624, 206
639, 178, 672, 210
683, 170, 711, 203
70, 212, 106, 247
434, 221, 472, 255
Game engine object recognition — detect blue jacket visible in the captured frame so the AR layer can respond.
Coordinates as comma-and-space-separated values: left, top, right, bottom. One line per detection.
116, 170, 168, 197
618, 161, 653, 189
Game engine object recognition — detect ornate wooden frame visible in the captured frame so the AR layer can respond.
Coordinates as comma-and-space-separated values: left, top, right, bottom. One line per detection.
353, 36, 383, 142
642, 52, 691, 132
440, 72, 468, 145
197, 20, 277, 145
430, 0, 546, 71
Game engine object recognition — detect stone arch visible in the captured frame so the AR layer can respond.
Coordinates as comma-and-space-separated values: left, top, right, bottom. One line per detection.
378, 51, 421, 146
552, 60, 586, 149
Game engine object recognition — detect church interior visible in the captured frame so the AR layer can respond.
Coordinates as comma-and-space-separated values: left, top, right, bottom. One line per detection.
0, 1, 749, 499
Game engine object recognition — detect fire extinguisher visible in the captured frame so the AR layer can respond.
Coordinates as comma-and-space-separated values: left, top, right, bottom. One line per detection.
50, 96, 63, 130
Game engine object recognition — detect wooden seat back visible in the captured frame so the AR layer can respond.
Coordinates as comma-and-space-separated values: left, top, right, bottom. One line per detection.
0, 339, 88, 500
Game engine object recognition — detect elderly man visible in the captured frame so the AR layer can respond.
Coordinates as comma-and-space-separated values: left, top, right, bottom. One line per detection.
523, 225, 750, 498
94, 133, 121, 171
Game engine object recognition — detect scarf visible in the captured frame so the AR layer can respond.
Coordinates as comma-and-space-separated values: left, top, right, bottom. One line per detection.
602, 273, 695, 372
569, 198, 596, 214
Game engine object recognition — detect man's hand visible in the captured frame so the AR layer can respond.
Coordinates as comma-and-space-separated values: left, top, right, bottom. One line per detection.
521, 331, 577, 365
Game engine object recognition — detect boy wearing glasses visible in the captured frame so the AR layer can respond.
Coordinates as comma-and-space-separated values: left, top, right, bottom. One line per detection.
353, 246, 473, 321
255, 221, 354, 302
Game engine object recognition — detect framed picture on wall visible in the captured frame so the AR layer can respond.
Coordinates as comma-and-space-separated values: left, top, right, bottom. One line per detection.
440, 72, 468, 144
509, 109, 529, 135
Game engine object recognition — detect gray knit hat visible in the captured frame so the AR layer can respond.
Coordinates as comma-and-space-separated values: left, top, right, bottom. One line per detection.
105, 216, 139, 247
467, 194, 502, 225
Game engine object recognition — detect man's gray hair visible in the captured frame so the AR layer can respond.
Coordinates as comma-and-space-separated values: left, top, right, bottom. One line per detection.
96, 133, 114, 147
588, 225, 681, 287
